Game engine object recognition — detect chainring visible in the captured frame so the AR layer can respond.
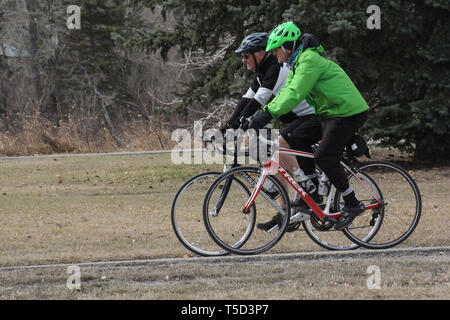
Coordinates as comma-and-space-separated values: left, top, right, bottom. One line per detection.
310, 213, 334, 231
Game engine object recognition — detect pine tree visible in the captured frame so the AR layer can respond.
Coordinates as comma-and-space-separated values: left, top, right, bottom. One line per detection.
131, 0, 449, 160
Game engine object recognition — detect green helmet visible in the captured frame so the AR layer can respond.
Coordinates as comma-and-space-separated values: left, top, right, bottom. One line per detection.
266, 21, 301, 51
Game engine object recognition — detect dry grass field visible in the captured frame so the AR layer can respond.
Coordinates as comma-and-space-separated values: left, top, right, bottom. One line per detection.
0, 152, 448, 299
0, 250, 448, 300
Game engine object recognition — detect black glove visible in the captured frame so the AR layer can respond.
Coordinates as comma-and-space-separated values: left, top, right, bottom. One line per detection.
249, 110, 272, 129
240, 116, 251, 131
241, 99, 262, 119
229, 117, 241, 129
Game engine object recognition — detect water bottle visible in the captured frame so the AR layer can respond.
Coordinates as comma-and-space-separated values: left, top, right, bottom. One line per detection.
318, 172, 330, 196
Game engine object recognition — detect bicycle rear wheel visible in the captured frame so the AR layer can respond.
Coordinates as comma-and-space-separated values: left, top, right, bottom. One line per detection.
203, 166, 290, 255
302, 211, 361, 251
171, 172, 229, 256
341, 161, 421, 249
302, 170, 382, 251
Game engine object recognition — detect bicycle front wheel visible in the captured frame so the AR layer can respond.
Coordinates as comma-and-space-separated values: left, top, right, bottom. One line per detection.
203, 166, 291, 255
342, 161, 422, 249
171, 172, 229, 256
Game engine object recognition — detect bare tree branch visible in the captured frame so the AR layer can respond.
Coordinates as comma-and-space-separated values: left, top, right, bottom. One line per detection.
94, 88, 124, 148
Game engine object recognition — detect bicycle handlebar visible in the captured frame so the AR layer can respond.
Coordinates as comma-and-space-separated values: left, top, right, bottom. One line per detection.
201, 132, 251, 159
201, 124, 275, 161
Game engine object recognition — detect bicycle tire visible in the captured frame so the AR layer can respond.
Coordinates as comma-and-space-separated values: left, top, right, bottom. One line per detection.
302, 215, 360, 251
171, 172, 230, 256
342, 161, 421, 249
203, 166, 291, 255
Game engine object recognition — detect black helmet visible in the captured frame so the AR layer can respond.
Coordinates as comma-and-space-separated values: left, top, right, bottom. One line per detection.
235, 32, 268, 54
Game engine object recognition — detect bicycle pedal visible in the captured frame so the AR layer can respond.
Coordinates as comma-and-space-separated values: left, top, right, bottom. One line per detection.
267, 225, 278, 234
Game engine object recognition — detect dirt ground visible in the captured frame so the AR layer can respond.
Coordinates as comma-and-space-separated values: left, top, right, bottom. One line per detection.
0, 152, 448, 299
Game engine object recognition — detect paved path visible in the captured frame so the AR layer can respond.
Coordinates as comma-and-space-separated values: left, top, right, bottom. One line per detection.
0, 245, 448, 271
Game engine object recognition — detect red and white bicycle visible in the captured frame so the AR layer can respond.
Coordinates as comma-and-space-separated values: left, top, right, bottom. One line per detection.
202, 142, 422, 255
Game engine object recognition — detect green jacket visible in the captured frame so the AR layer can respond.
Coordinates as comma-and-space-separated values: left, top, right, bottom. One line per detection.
264, 45, 369, 119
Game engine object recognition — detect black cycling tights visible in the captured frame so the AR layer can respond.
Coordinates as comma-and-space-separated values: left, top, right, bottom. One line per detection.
314, 111, 368, 192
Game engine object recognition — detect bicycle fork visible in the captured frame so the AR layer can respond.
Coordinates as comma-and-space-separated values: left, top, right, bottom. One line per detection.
210, 166, 284, 218
241, 167, 287, 217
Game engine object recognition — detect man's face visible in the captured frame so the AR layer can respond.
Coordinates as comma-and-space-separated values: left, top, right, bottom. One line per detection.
273, 47, 290, 64
241, 50, 265, 72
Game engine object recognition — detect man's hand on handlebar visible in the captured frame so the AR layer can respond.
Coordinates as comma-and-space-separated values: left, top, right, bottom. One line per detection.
239, 116, 251, 131
248, 110, 272, 130
219, 112, 269, 135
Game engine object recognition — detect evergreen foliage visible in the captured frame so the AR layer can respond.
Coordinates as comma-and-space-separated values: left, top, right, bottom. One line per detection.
62, 0, 129, 93
130, 0, 449, 159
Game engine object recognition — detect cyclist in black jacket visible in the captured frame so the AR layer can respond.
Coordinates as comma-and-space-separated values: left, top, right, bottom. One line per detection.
221, 33, 324, 231
220, 32, 313, 131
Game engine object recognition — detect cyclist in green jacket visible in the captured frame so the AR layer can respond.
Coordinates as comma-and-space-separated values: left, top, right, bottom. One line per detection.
250, 21, 369, 230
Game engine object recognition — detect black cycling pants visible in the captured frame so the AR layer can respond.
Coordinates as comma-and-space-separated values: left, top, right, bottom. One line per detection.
315, 111, 368, 192
280, 114, 322, 176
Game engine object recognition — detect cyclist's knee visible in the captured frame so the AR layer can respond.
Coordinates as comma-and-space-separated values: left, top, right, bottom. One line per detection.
314, 151, 337, 168
279, 136, 293, 149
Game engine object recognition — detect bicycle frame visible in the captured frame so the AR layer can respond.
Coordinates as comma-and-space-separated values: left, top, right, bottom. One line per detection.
208, 136, 286, 218
243, 147, 383, 223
